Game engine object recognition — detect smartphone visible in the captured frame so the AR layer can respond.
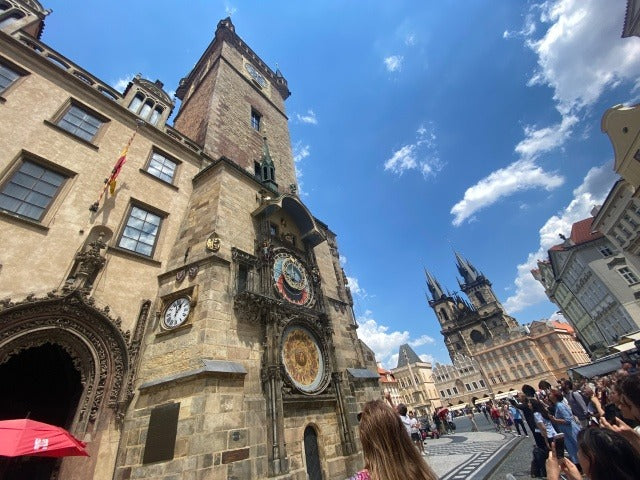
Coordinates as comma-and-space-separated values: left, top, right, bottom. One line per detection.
604, 409, 617, 423
554, 434, 565, 458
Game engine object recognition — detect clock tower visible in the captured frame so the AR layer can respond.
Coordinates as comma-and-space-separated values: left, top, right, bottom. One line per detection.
115, 17, 379, 480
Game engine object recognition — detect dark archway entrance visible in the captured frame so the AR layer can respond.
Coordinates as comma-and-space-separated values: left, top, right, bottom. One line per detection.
304, 425, 323, 480
0, 343, 83, 480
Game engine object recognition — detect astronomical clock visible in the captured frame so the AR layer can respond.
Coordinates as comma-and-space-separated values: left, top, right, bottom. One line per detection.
268, 248, 330, 395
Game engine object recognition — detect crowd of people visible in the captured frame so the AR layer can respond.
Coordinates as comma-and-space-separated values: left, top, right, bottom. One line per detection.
347, 363, 640, 480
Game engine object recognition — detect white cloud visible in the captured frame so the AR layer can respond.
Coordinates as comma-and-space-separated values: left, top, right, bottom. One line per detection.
225, 4, 237, 16
504, 163, 618, 313
450, 159, 564, 226
515, 114, 578, 161
452, 0, 640, 226
405, 33, 416, 46
339, 255, 347, 266
356, 310, 432, 369
384, 123, 442, 178
346, 276, 366, 297
384, 55, 404, 72
525, 0, 640, 116
410, 335, 436, 347
296, 109, 318, 125
419, 353, 435, 363
112, 74, 134, 93
292, 142, 310, 196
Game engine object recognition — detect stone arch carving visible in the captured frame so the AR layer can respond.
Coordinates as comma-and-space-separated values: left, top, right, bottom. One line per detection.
0, 290, 130, 434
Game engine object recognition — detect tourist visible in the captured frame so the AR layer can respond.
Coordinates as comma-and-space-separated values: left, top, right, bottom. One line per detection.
531, 399, 557, 450
581, 386, 603, 425
600, 372, 640, 454
509, 402, 528, 437
349, 400, 438, 480
561, 380, 589, 428
489, 402, 502, 432
548, 390, 580, 464
467, 408, 478, 432
396, 403, 412, 438
545, 427, 640, 480
409, 411, 425, 454
501, 402, 514, 433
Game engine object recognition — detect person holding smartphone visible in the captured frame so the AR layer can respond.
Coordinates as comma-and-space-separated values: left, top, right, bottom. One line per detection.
545, 428, 640, 480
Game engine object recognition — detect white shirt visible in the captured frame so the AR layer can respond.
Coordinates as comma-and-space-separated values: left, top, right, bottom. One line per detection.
409, 417, 420, 434
400, 415, 412, 436
533, 411, 557, 438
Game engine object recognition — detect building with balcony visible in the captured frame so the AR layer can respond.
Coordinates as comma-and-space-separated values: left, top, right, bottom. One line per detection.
391, 344, 442, 417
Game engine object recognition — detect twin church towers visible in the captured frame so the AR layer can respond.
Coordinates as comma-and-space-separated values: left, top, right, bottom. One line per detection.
425, 253, 519, 361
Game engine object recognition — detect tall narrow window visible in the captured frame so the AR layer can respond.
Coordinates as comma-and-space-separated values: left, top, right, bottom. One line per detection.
0, 61, 20, 93
57, 105, 104, 142
128, 93, 143, 113
149, 106, 163, 126
251, 109, 261, 131
476, 291, 486, 304
118, 205, 162, 256
0, 160, 66, 221
238, 264, 248, 292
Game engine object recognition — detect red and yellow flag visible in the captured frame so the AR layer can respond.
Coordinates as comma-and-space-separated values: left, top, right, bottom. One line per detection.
108, 146, 128, 195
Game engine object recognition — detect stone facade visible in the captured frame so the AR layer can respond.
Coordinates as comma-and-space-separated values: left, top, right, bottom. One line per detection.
432, 354, 490, 407
533, 216, 640, 357
0, 3, 378, 480
390, 344, 441, 417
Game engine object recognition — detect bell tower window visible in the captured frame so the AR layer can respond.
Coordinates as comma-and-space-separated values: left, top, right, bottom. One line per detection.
128, 92, 165, 126
476, 291, 486, 305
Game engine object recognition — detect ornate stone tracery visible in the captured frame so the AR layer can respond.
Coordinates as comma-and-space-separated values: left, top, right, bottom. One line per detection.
0, 290, 134, 433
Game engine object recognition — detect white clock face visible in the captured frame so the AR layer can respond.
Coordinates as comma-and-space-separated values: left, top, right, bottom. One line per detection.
163, 297, 191, 329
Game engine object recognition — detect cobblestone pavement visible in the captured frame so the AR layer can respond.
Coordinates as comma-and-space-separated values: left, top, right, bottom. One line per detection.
486, 432, 540, 480
423, 431, 523, 480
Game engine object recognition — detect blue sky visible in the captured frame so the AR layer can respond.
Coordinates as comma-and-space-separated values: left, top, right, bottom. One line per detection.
41, 0, 639, 368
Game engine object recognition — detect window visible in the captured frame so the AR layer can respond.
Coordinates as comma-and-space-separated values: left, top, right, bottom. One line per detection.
452, 386, 459, 394
479, 379, 485, 388
618, 267, 640, 285
128, 93, 164, 126
476, 291, 486, 304
446, 388, 452, 396
237, 264, 248, 293
0, 160, 66, 221
0, 11, 24, 30
440, 390, 445, 397
118, 205, 162, 256
147, 151, 177, 184
251, 108, 261, 131
269, 223, 278, 237
57, 104, 103, 142
465, 383, 471, 391
472, 381, 478, 389
0, 61, 20, 93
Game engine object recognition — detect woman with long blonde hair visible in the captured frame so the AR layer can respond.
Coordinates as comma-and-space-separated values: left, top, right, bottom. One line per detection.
349, 399, 438, 480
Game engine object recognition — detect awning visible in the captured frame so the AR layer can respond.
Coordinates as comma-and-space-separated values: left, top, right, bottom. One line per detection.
569, 354, 623, 378
613, 342, 637, 352
448, 403, 468, 411
494, 390, 519, 400
474, 397, 492, 404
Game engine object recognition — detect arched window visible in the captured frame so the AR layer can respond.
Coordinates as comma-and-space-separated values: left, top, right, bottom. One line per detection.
440, 309, 449, 322
139, 100, 153, 120
476, 291, 486, 304
128, 93, 144, 113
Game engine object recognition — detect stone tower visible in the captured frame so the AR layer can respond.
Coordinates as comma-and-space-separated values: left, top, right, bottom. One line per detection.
427, 255, 519, 361
114, 17, 379, 480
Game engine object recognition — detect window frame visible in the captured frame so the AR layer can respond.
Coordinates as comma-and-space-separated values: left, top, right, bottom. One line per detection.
618, 266, 640, 285
116, 201, 167, 259
250, 108, 261, 131
51, 99, 109, 145
0, 56, 28, 99
143, 149, 179, 185
0, 152, 75, 225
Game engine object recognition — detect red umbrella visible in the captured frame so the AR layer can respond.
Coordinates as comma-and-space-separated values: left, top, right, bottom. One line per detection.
0, 419, 89, 457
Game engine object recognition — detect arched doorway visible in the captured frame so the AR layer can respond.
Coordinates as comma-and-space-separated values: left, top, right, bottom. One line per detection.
303, 425, 323, 480
0, 343, 83, 479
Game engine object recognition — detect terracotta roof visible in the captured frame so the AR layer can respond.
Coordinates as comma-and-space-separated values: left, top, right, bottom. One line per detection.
570, 217, 603, 245
550, 321, 574, 334
549, 217, 603, 252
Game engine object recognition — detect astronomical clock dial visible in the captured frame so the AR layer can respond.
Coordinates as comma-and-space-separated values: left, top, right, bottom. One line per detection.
272, 252, 314, 306
162, 297, 191, 329
281, 325, 326, 394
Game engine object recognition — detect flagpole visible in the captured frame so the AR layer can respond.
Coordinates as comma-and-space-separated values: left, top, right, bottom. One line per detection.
89, 119, 145, 212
